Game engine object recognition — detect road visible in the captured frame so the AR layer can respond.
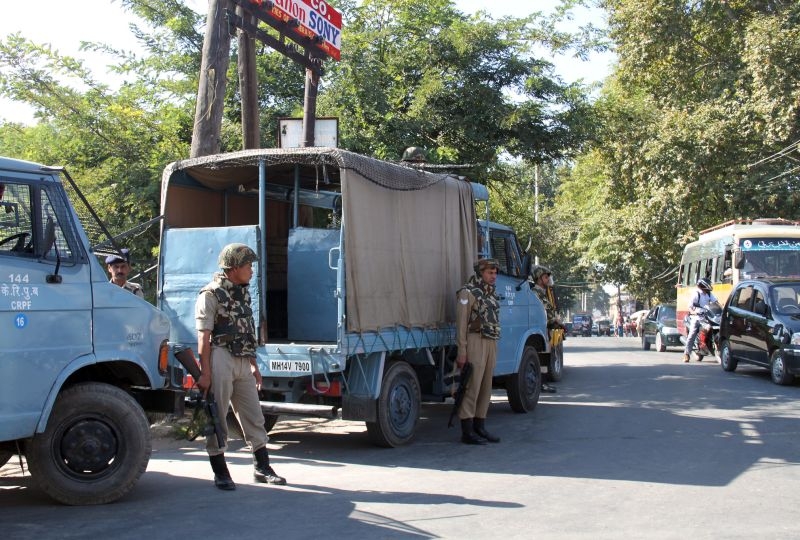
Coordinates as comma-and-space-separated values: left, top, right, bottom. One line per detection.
3, 337, 800, 539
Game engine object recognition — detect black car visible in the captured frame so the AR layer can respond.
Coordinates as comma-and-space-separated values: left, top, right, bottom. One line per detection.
719, 279, 800, 385
641, 303, 682, 352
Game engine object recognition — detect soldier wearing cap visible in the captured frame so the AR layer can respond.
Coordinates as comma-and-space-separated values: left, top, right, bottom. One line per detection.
105, 249, 144, 298
455, 257, 502, 444
195, 243, 286, 490
530, 264, 563, 393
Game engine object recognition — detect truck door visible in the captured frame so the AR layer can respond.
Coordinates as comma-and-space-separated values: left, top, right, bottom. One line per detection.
0, 177, 92, 441
484, 225, 538, 376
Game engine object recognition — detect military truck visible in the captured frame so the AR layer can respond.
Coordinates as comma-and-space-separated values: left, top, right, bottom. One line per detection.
0, 157, 185, 504
158, 148, 554, 446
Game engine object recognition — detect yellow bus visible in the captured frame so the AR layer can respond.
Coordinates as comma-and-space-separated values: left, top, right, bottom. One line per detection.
676, 218, 800, 335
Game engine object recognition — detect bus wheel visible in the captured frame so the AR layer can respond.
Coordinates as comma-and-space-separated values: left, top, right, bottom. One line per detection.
366, 361, 420, 448
506, 347, 541, 413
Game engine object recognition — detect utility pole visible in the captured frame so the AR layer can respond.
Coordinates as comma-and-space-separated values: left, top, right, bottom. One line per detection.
191, 0, 233, 158
534, 164, 539, 265
237, 5, 259, 149
302, 69, 319, 147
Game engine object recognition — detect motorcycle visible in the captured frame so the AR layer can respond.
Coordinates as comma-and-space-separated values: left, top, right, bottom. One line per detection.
684, 300, 723, 361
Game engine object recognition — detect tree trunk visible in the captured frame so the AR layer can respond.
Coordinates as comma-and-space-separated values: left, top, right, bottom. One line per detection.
237, 6, 259, 149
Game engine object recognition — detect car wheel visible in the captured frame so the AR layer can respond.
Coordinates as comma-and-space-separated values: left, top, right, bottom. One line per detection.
770, 350, 794, 386
642, 333, 650, 351
656, 332, 666, 352
720, 340, 737, 372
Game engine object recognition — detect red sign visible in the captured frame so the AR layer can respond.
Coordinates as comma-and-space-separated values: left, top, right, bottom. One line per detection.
249, 0, 342, 61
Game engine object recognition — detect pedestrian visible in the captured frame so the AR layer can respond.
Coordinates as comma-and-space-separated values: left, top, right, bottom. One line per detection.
105, 248, 144, 298
455, 258, 502, 445
195, 243, 286, 490
682, 278, 718, 363
529, 264, 563, 393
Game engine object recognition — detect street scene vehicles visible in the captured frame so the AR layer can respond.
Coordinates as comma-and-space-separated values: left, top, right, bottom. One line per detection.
0, 157, 185, 505
571, 312, 593, 336
719, 279, 800, 385
157, 148, 552, 447
640, 303, 681, 352
677, 218, 800, 336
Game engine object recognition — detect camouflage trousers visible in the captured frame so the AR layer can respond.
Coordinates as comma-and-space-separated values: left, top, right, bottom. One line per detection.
206, 346, 269, 456
459, 333, 497, 420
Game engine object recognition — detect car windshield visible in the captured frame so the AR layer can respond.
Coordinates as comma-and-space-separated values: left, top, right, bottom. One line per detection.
658, 305, 676, 323
771, 284, 800, 315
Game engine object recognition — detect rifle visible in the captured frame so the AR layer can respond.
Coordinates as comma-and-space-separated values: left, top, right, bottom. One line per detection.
173, 346, 225, 448
447, 361, 473, 428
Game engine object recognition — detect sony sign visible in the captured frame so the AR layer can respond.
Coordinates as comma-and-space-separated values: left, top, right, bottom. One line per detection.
249, 0, 342, 61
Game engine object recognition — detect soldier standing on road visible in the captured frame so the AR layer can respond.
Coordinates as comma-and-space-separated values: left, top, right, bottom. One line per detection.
195, 243, 286, 490
529, 265, 563, 393
455, 258, 502, 445
105, 249, 144, 298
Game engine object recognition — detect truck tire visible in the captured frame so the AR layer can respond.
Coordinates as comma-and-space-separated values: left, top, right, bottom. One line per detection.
366, 361, 420, 448
547, 343, 563, 382
506, 346, 542, 413
26, 382, 151, 505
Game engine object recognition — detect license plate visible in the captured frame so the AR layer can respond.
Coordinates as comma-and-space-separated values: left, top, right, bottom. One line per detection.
269, 359, 312, 373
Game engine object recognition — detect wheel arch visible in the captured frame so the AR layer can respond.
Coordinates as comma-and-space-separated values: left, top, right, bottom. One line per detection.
36, 357, 152, 434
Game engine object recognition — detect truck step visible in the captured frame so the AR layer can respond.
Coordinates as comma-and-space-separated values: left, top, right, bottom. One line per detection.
259, 401, 339, 419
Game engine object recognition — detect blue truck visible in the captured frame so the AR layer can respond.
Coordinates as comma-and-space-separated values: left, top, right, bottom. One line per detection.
0, 157, 185, 504
158, 148, 557, 446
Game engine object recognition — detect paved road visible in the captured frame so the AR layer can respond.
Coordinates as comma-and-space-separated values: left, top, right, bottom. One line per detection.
3, 337, 800, 539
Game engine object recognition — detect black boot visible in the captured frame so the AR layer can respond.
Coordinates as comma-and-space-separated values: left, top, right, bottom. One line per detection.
209, 454, 236, 491
473, 418, 500, 443
461, 418, 486, 445
253, 446, 287, 485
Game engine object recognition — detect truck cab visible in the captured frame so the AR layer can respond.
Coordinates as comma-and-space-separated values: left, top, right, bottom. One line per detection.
0, 156, 183, 505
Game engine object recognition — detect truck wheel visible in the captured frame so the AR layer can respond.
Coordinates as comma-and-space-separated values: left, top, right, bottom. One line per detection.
506, 347, 541, 413
26, 382, 151, 505
366, 361, 420, 448
547, 343, 563, 382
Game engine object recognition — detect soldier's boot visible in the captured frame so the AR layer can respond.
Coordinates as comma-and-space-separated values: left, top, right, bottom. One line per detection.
253, 446, 287, 485
460, 418, 486, 445
209, 454, 236, 491
473, 418, 500, 443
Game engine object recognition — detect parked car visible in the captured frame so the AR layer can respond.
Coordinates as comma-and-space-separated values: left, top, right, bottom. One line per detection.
641, 303, 681, 352
719, 279, 800, 385
596, 319, 612, 336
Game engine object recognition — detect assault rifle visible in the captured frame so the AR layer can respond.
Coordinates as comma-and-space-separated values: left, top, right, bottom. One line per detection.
173, 345, 225, 448
447, 361, 473, 428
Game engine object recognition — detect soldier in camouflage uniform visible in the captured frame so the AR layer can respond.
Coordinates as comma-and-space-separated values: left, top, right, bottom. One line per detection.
530, 265, 565, 393
455, 258, 502, 444
195, 243, 285, 490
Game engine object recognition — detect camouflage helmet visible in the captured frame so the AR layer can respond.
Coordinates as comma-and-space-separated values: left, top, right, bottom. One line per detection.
474, 258, 500, 274
531, 264, 552, 281
218, 243, 258, 270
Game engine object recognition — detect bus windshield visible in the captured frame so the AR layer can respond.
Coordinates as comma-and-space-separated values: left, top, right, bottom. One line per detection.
738, 237, 800, 279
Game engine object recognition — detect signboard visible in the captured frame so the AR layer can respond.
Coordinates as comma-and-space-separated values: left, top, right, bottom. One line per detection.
249, 0, 342, 61
279, 117, 338, 148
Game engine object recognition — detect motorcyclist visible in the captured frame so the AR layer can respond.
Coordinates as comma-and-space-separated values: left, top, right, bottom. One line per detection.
682, 278, 718, 363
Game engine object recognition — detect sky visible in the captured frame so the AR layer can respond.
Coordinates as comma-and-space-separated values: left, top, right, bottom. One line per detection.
0, 0, 613, 125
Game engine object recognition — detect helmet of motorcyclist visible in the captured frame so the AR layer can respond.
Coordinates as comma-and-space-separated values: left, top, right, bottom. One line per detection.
697, 278, 713, 292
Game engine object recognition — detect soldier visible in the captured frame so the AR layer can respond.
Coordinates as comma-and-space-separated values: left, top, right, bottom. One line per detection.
455, 258, 502, 445
195, 243, 286, 490
530, 265, 563, 393
105, 249, 144, 298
